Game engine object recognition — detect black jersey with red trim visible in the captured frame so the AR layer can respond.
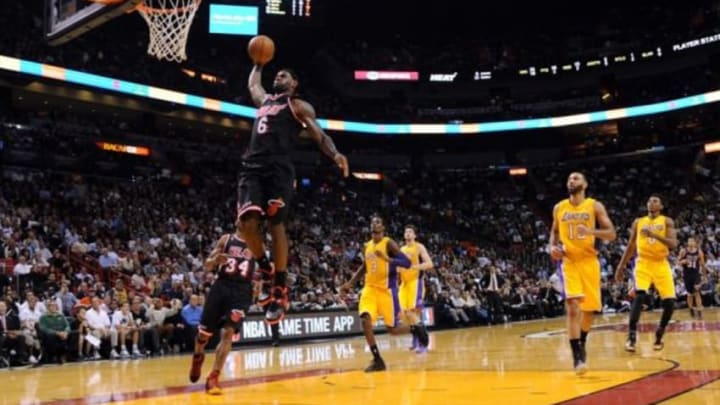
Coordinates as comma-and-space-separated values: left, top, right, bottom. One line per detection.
245, 93, 304, 162
217, 235, 256, 283
682, 249, 701, 274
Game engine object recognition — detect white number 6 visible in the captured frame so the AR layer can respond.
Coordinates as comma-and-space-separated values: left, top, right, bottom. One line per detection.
257, 116, 268, 134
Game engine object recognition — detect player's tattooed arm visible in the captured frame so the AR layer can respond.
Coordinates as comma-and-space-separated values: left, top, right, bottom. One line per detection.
292, 98, 349, 177
248, 64, 267, 107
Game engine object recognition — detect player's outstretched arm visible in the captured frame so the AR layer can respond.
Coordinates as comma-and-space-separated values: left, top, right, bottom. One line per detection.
204, 234, 230, 271
248, 64, 267, 107
291, 98, 349, 177
615, 219, 638, 283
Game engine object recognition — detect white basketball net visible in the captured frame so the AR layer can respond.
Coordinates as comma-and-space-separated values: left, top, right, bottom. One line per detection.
138, 0, 201, 63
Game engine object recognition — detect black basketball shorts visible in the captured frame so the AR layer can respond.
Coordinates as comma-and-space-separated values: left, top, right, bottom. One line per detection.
200, 280, 253, 333
237, 160, 294, 225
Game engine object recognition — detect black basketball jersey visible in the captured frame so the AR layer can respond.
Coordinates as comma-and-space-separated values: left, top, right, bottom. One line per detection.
682, 249, 700, 274
217, 234, 255, 283
245, 94, 304, 162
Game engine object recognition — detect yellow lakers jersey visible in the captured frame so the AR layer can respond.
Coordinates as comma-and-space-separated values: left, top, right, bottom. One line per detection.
364, 237, 394, 289
556, 198, 597, 260
399, 243, 421, 283
636, 215, 669, 260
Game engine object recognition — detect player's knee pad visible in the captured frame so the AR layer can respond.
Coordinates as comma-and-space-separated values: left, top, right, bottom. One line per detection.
634, 290, 647, 297
661, 298, 675, 311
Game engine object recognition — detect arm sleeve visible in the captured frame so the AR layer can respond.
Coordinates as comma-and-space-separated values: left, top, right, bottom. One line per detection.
390, 252, 411, 268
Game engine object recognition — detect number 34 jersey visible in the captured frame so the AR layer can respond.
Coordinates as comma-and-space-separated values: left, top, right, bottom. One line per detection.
555, 198, 597, 261
217, 234, 256, 284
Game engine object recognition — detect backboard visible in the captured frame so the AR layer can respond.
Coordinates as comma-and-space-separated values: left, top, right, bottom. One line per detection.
44, 0, 143, 45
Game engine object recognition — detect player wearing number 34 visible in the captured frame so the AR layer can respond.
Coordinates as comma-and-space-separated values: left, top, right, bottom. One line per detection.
548, 172, 616, 376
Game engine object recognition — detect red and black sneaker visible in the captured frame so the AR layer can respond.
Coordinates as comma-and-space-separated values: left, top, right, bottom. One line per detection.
189, 353, 205, 383
205, 370, 222, 395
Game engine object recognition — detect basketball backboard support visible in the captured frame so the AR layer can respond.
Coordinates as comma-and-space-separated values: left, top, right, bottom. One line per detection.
44, 0, 143, 46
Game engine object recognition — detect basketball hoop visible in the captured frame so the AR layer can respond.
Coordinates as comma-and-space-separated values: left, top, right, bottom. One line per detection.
137, 0, 201, 62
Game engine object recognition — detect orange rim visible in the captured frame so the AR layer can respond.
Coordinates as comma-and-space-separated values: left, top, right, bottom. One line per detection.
138, 0, 202, 14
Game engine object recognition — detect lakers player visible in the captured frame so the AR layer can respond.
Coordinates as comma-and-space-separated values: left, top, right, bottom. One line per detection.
678, 237, 707, 319
398, 225, 434, 353
615, 194, 678, 352
549, 172, 616, 375
340, 215, 429, 372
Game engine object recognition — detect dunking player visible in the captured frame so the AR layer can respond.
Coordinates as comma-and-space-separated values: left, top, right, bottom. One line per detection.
549, 172, 616, 375
398, 225, 434, 353
341, 215, 429, 372
678, 237, 707, 319
615, 194, 678, 352
244, 59, 349, 324
188, 219, 255, 395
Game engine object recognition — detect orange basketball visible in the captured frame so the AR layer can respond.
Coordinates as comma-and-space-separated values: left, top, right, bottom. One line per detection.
247, 35, 275, 65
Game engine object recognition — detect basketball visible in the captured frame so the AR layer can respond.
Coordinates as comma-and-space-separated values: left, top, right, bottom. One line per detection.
248, 35, 275, 65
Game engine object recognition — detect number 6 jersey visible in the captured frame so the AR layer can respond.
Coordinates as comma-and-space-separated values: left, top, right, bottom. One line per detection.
245, 94, 304, 163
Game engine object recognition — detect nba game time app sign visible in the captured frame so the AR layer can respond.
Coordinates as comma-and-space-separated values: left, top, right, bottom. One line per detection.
209, 4, 258, 36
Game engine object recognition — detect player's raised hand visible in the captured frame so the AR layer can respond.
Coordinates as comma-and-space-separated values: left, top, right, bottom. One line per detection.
334, 152, 349, 178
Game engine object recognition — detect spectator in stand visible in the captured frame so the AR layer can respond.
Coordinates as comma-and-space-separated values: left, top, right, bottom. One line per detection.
38, 301, 70, 364
180, 294, 203, 351
480, 266, 505, 324
58, 283, 78, 316
130, 296, 159, 356
111, 279, 128, 305
85, 296, 118, 359
98, 247, 119, 282
147, 298, 181, 354
72, 307, 92, 361
111, 302, 142, 358
18, 293, 44, 364
13, 255, 33, 291
0, 300, 29, 365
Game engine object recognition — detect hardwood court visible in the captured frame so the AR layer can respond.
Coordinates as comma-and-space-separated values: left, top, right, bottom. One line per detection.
3, 309, 720, 405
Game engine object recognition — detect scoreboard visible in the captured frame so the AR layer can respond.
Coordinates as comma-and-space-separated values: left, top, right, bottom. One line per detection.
265, 0, 313, 17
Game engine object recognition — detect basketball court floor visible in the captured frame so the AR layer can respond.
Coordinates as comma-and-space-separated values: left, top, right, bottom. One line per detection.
2, 309, 720, 404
